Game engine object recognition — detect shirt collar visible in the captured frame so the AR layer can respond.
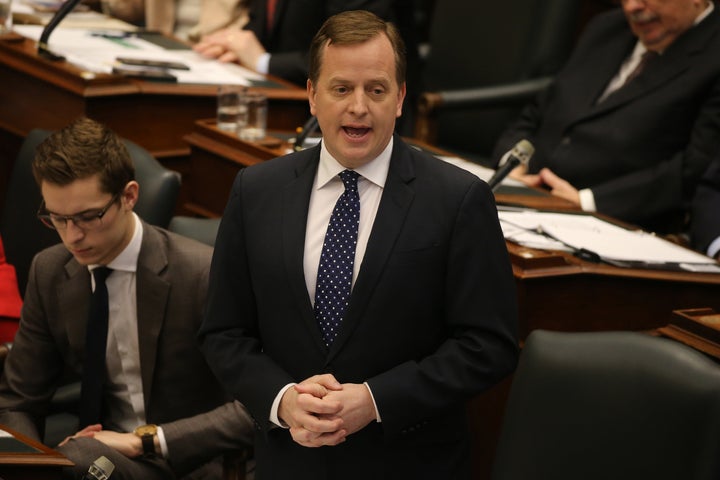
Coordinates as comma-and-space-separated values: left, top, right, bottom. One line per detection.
89, 212, 142, 274
316, 137, 393, 189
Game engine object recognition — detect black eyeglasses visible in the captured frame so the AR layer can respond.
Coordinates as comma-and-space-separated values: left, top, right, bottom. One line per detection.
37, 194, 120, 231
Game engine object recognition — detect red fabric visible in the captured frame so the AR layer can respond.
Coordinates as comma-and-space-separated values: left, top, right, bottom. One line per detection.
266, 0, 278, 32
0, 236, 22, 325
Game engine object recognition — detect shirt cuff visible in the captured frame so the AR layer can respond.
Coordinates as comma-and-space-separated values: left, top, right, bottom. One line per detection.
256, 53, 271, 74
707, 236, 720, 259
156, 425, 169, 458
578, 188, 597, 212
363, 382, 381, 423
270, 383, 296, 428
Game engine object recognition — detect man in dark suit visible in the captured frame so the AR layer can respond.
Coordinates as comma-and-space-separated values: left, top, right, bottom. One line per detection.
193, 0, 408, 86
691, 158, 720, 259
492, 0, 720, 234
199, 10, 518, 479
0, 118, 253, 479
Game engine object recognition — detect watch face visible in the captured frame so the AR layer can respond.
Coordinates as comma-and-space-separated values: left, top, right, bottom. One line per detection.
136, 424, 157, 436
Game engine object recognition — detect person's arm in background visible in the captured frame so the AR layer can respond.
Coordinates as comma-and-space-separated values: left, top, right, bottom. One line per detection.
691, 158, 720, 259
88, 400, 254, 478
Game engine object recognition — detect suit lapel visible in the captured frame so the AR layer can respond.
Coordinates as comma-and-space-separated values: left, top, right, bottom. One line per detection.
135, 225, 170, 412
328, 138, 416, 359
58, 259, 91, 359
281, 148, 327, 352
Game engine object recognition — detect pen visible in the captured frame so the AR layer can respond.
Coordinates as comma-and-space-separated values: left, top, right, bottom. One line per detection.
89, 30, 131, 39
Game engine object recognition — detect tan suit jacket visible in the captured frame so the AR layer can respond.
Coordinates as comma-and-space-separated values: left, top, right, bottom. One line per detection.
107, 0, 247, 39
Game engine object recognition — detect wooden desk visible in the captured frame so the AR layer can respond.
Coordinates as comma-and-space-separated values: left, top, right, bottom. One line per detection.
0, 35, 309, 211
0, 425, 73, 480
657, 308, 720, 361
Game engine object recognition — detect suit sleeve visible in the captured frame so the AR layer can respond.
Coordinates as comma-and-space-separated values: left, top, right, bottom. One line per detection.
592, 75, 720, 224
366, 178, 519, 437
0, 255, 66, 441
691, 158, 720, 254
161, 400, 254, 477
200, 170, 296, 434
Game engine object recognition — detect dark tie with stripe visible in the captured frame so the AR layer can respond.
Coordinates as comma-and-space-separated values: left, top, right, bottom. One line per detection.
266, 0, 278, 32
623, 50, 658, 86
79, 266, 113, 428
314, 170, 360, 347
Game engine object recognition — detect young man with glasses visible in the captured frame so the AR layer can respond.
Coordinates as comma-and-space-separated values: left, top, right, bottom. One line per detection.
0, 117, 253, 480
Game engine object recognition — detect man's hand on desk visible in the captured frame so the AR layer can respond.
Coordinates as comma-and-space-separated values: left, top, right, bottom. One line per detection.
512, 166, 581, 207
194, 27, 267, 71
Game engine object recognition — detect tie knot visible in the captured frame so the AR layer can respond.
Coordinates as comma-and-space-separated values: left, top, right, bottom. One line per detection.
92, 266, 113, 284
339, 170, 360, 193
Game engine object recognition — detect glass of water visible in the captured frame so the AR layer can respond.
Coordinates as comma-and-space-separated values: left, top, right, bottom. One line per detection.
216, 85, 248, 133
0, 0, 12, 35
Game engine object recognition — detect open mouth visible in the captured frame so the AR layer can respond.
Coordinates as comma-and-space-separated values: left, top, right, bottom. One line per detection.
343, 126, 370, 138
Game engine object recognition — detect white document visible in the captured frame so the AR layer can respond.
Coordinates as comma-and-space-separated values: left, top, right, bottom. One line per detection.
14, 25, 264, 84
499, 210, 720, 271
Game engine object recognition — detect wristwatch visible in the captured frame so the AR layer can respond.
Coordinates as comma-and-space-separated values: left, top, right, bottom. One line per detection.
133, 424, 158, 457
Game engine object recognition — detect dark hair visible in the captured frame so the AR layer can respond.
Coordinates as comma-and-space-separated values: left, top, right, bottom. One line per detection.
308, 10, 406, 86
32, 117, 135, 195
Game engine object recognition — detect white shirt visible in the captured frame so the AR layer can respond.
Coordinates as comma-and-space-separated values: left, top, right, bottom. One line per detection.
90, 213, 169, 455
269, 138, 394, 426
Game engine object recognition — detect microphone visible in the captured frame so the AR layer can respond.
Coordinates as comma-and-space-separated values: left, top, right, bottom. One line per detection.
293, 116, 319, 152
37, 0, 84, 60
82, 456, 115, 480
487, 139, 535, 191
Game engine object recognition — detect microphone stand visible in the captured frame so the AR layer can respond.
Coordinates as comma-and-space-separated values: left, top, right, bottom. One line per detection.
38, 0, 84, 60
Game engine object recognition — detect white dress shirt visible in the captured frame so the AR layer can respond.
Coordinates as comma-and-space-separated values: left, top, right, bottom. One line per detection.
269, 138, 394, 426
90, 213, 169, 455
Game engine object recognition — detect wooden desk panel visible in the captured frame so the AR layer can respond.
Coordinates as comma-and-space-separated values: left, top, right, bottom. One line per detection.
0, 425, 73, 480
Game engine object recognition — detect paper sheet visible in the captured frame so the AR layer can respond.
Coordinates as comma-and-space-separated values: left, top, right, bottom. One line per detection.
499, 210, 720, 270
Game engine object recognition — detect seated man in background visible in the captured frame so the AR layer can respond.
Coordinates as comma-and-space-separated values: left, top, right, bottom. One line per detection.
491, 0, 720, 234
0, 118, 253, 480
192, 0, 412, 86
691, 157, 720, 259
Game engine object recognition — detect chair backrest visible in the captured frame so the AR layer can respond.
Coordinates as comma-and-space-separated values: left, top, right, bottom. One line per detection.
421, 0, 586, 158
492, 330, 720, 480
168, 216, 221, 247
0, 128, 180, 297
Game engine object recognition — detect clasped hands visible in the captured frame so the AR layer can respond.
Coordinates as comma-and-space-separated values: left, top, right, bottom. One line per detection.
193, 27, 267, 71
278, 374, 376, 448
510, 164, 581, 206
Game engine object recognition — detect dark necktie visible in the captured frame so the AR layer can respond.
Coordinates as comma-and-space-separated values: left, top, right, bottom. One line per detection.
623, 50, 658, 87
314, 170, 360, 347
79, 266, 113, 428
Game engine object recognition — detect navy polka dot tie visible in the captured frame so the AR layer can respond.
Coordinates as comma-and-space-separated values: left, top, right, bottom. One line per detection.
314, 170, 360, 347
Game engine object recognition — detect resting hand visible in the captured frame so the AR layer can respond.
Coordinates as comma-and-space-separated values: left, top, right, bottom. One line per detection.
194, 29, 267, 69
537, 168, 580, 206
58, 424, 102, 447
320, 383, 376, 437
279, 374, 345, 447
91, 431, 143, 458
